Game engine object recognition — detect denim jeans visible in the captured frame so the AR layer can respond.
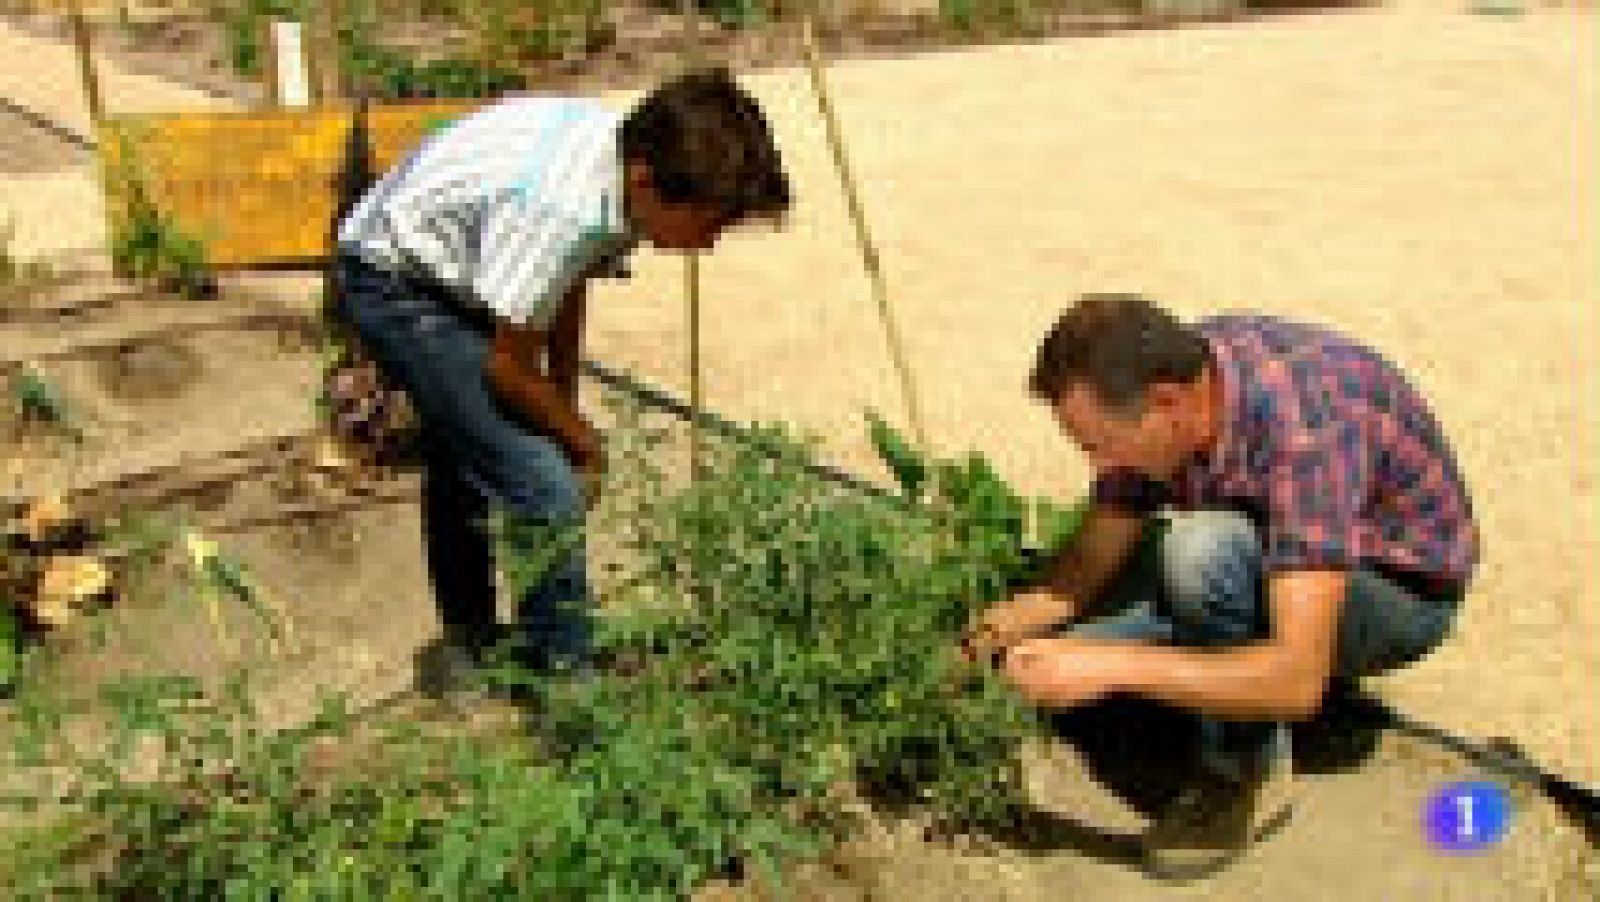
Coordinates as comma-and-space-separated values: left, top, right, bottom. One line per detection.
331, 252, 592, 672
1063, 509, 1463, 779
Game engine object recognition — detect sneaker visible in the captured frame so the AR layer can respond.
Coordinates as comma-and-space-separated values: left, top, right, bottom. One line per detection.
1141, 726, 1297, 881
412, 638, 489, 706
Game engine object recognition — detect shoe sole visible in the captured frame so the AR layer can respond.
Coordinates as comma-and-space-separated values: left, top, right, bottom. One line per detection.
1140, 800, 1296, 883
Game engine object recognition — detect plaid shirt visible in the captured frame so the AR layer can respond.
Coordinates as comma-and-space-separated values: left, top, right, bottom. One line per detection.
1093, 315, 1479, 596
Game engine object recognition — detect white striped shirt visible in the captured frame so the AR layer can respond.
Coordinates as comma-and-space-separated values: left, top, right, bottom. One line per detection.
337, 97, 639, 328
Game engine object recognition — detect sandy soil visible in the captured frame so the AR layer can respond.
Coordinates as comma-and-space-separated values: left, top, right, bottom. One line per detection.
0, 2, 1595, 897
581, 1, 1600, 785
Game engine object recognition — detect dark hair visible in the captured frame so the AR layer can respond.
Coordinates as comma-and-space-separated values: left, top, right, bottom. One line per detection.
619, 66, 791, 221
1028, 293, 1211, 411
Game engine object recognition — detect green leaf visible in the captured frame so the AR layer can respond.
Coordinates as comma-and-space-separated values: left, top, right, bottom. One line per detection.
866, 410, 928, 498
0, 601, 21, 694
1034, 496, 1092, 552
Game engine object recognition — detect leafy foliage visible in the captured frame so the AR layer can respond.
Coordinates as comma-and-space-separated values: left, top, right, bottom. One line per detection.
1, 216, 54, 295
938, 0, 1039, 37
222, 0, 309, 79
102, 126, 219, 300
221, 0, 526, 99
0, 596, 19, 697
1, 398, 1093, 898
700, 0, 772, 30
8, 366, 82, 443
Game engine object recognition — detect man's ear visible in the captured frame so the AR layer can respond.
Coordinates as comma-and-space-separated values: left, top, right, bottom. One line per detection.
1144, 382, 1188, 418
624, 161, 653, 195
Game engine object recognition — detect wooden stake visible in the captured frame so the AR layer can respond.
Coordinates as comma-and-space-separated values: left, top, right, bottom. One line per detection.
264, 19, 313, 108
67, 0, 105, 124
260, 17, 281, 107
680, 0, 707, 484
799, 14, 930, 452
309, 0, 345, 103
687, 254, 704, 481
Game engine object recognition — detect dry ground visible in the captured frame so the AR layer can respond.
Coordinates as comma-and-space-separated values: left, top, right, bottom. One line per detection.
1, 1, 1595, 897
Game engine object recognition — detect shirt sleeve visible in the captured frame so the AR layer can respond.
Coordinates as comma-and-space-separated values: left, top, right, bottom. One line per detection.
471, 195, 591, 329
1261, 419, 1370, 574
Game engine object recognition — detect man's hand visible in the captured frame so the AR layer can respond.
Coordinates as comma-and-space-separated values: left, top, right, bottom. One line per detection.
999, 634, 1135, 708
961, 587, 1074, 665
959, 502, 1145, 665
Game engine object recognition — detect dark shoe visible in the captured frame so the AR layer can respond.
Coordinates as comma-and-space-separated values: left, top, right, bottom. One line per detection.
1141, 727, 1297, 881
412, 638, 489, 707
1291, 678, 1388, 774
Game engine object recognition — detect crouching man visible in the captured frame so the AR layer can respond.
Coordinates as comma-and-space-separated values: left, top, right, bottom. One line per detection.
966, 294, 1476, 878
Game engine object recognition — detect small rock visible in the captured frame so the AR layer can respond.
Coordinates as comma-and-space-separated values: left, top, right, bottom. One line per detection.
33, 554, 114, 628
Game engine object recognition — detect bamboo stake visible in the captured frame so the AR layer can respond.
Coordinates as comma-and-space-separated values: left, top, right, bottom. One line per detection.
309, 0, 344, 103
798, 14, 929, 452
679, 0, 707, 483
260, 17, 282, 108
687, 254, 703, 481
67, 0, 105, 124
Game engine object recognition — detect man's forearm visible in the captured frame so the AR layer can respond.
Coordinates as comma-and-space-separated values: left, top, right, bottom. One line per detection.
1036, 505, 1148, 623
1116, 642, 1325, 721
487, 357, 594, 462
549, 349, 580, 406
548, 285, 585, 406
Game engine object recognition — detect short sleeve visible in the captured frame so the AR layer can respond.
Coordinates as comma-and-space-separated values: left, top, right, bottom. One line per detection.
1261, 421, 1370, 574
471, 196, 590, 328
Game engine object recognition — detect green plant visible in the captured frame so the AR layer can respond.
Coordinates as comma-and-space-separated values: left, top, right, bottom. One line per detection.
0, 397, 1094, 897
1, 216, 54, 294
343, 36, 525, 99
102, 126, 219, 300
0, 596, 20, 697
8, 366, 82, 443
458, 0, 607, 62
222, 0, 308, 79
938, 0, 1037, 36
702, 0, 771, 29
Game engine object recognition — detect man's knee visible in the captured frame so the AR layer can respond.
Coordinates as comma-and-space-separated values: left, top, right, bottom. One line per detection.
1160, 509, 1262, 621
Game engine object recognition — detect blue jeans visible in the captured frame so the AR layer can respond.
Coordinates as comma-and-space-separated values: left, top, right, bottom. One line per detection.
1064, 509, 1463, 779
332, 252, 592, 672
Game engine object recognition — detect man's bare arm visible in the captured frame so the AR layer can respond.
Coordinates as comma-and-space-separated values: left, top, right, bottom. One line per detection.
1094, 568, 1345, 720
1038, 502, 1149, 622
966, 503, 1146, 657
547, 283, 586, 406
487, 320, 596, 465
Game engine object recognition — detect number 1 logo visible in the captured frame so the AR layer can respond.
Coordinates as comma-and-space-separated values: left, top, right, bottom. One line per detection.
1425, 781, 1512, 853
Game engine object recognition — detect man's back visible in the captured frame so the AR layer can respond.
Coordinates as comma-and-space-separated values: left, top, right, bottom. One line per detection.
336, 96, 631, 324
1182, 313, 1479, 595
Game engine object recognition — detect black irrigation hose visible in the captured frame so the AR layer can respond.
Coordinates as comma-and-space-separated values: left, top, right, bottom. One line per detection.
582, 355, 1600, 845
0, 95, 95, 152
580, 358, 900, 505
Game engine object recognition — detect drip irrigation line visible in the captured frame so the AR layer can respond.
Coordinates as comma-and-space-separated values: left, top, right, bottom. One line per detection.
0, 95, 96, 151
580, 358, 899, 504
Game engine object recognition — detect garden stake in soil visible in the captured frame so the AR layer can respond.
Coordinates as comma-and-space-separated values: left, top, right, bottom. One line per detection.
800, 12, 929, 454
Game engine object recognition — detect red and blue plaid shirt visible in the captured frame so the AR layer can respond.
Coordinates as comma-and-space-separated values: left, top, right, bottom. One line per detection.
1093, 315, 1479, 596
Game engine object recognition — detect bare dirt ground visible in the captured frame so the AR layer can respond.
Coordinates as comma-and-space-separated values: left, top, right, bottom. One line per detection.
1, 1, 1596, 897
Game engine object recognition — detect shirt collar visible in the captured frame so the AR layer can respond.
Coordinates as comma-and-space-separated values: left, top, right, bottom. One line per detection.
1195, 334, 1246, 480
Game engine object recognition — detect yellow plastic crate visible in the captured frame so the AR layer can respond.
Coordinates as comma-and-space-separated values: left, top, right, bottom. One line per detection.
96, 100, 482, 269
